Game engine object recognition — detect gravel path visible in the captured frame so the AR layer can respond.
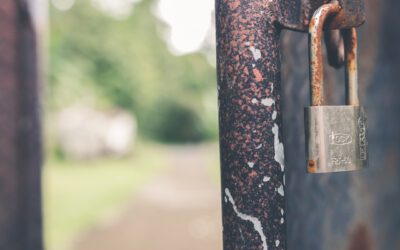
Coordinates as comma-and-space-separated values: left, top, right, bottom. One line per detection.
73, 144, 222, 250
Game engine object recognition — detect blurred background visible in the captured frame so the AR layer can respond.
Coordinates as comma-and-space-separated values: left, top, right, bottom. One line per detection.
2, 0, 399, 250
43, 0, 222, 249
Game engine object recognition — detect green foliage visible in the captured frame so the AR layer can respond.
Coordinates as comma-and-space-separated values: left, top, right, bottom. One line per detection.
48, 0, 218, 142
146, 97, 204, 142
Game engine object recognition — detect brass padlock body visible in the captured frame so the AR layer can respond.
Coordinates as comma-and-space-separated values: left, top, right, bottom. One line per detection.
305, 106, 367, 173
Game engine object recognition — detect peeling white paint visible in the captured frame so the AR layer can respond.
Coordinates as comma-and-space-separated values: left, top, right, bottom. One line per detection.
272, 123, 285, 172
277, 184, 284, 196
249, 46, 262, 61
270, 84, 274, 93
280, 218, 284, 224
261, 98, 275, 107
245, 41, 250, 46
272, 111, 277, 120
255, 144, 263, 149
247, 162, 255, 168
275, 240, 280, 247
251, 98, 259, 104
280, 208, 284, 215
225, 188, 268, 250
263, 176, 271, 182
238, 227, 245, 242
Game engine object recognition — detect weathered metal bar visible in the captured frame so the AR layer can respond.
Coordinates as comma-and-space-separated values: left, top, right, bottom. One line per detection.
344, 28, 359, 106
216, 0, 286, 248
0, 1, 43, 249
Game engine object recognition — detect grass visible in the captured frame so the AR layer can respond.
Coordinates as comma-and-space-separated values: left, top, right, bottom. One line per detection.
200, 142, 221, 184
43, 143, 166, 250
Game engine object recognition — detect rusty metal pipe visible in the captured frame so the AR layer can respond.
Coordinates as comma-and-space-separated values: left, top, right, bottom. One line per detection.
309, 3, 341, 106
216, 0, 287, 249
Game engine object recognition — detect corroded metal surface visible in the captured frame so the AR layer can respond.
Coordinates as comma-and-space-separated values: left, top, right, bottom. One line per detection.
216, 0, 286, 249
308, 3, 341, 106
0, 1, 43, 249
344, 28, 359, 106
281, 0, 365, 69
305, 6, 366, 174
329, 0, 365, 30
308, 3, 360, 106
279, 0, 365, 31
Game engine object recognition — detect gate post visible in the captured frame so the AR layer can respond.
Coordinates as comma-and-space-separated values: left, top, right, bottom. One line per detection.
216, 1, 287, 249
0, 1, 43, 249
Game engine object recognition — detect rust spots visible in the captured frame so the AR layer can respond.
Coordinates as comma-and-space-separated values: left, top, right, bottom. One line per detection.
228, 0, 240, 10
307, 160, 317, 173
345, 28, 358, 71
243, 67, 249, 75
328, 0, 366, 30
249, 170, 258, 178
347, 224, 373, 250
309, 3, 341, 106
253, 68, 263, 82
309, 18, 315, 29
216, 0, 286, 248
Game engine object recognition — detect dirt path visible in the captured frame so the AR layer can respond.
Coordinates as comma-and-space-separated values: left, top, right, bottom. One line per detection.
73, 144, 223, 250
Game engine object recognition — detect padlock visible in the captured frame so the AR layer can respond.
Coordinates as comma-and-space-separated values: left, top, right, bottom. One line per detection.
305, 3, 368, 173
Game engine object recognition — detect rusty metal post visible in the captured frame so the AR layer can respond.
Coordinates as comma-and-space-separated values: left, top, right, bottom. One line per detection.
216, 1, 287, 249
0, 1, 43, 249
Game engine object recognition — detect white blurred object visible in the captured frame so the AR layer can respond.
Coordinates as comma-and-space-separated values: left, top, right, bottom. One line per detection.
154, 0, 214, 55
57, 106, 137, 160
91, 0, 141, 19
51, 0, 76, 11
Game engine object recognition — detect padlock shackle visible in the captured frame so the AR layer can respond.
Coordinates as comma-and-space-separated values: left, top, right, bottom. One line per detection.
309, 3, 360, 107
309, 3, 341, 106
344, 28, 359, 106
